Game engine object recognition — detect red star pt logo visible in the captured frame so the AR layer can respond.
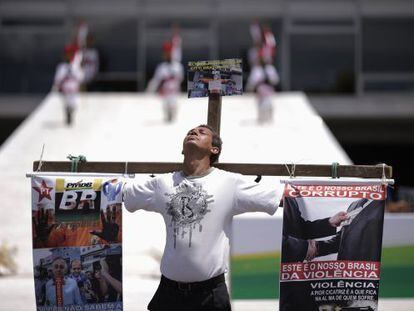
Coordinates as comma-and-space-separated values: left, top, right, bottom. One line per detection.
33, 180, 53, 202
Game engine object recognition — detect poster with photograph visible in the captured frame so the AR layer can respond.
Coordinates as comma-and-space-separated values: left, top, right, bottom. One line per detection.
31, 175, 123, 310
187, 58, 242, 98
280, 180, 386, 311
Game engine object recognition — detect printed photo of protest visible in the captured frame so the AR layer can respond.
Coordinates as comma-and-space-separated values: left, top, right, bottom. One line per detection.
33, 244, 122, 310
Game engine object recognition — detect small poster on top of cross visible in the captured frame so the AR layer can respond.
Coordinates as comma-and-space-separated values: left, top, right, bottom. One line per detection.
187, 59, 243, 98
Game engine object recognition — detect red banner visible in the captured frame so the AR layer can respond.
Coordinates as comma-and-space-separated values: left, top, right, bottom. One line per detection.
284, 184, 387, 200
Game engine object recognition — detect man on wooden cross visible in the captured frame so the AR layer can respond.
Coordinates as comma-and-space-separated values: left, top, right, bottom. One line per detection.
123, 124, 283, 311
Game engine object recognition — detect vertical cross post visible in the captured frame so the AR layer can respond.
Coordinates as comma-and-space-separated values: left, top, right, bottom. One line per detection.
207, 92, 222, 136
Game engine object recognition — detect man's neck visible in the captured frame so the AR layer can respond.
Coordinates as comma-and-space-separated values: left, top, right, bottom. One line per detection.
182, 157, 212, 177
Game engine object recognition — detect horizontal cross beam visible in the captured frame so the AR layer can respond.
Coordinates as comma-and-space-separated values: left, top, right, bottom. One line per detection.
33, 161, 392, 179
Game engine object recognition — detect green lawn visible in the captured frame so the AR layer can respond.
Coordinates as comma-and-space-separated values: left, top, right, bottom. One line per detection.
231, 245, 414, 299
379, 245, 414, 297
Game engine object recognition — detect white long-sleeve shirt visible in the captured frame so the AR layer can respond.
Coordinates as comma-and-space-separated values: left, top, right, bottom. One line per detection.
124, 168, 283, 282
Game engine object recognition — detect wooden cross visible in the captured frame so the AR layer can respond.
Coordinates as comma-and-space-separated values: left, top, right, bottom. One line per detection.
33, 93, 392, 179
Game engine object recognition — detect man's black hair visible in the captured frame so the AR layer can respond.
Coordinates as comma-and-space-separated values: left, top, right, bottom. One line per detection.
198, 124, 222, 164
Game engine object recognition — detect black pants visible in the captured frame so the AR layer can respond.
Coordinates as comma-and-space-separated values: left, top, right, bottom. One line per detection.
148, 274, 231, 311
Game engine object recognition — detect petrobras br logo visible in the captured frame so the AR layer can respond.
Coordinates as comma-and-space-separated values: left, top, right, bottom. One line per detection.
58, 189, 97, 210
54, 178, 102, 223
102, 179, 123, 203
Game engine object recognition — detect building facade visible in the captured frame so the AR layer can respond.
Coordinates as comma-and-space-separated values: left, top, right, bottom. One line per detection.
0, 0, 413, 94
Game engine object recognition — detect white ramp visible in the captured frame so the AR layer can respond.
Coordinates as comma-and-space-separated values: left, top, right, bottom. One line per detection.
0, 92, 351, 309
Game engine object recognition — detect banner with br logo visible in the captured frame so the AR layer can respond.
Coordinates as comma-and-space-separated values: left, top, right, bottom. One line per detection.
31, 174, 123, 311
280, 179, 387, 311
